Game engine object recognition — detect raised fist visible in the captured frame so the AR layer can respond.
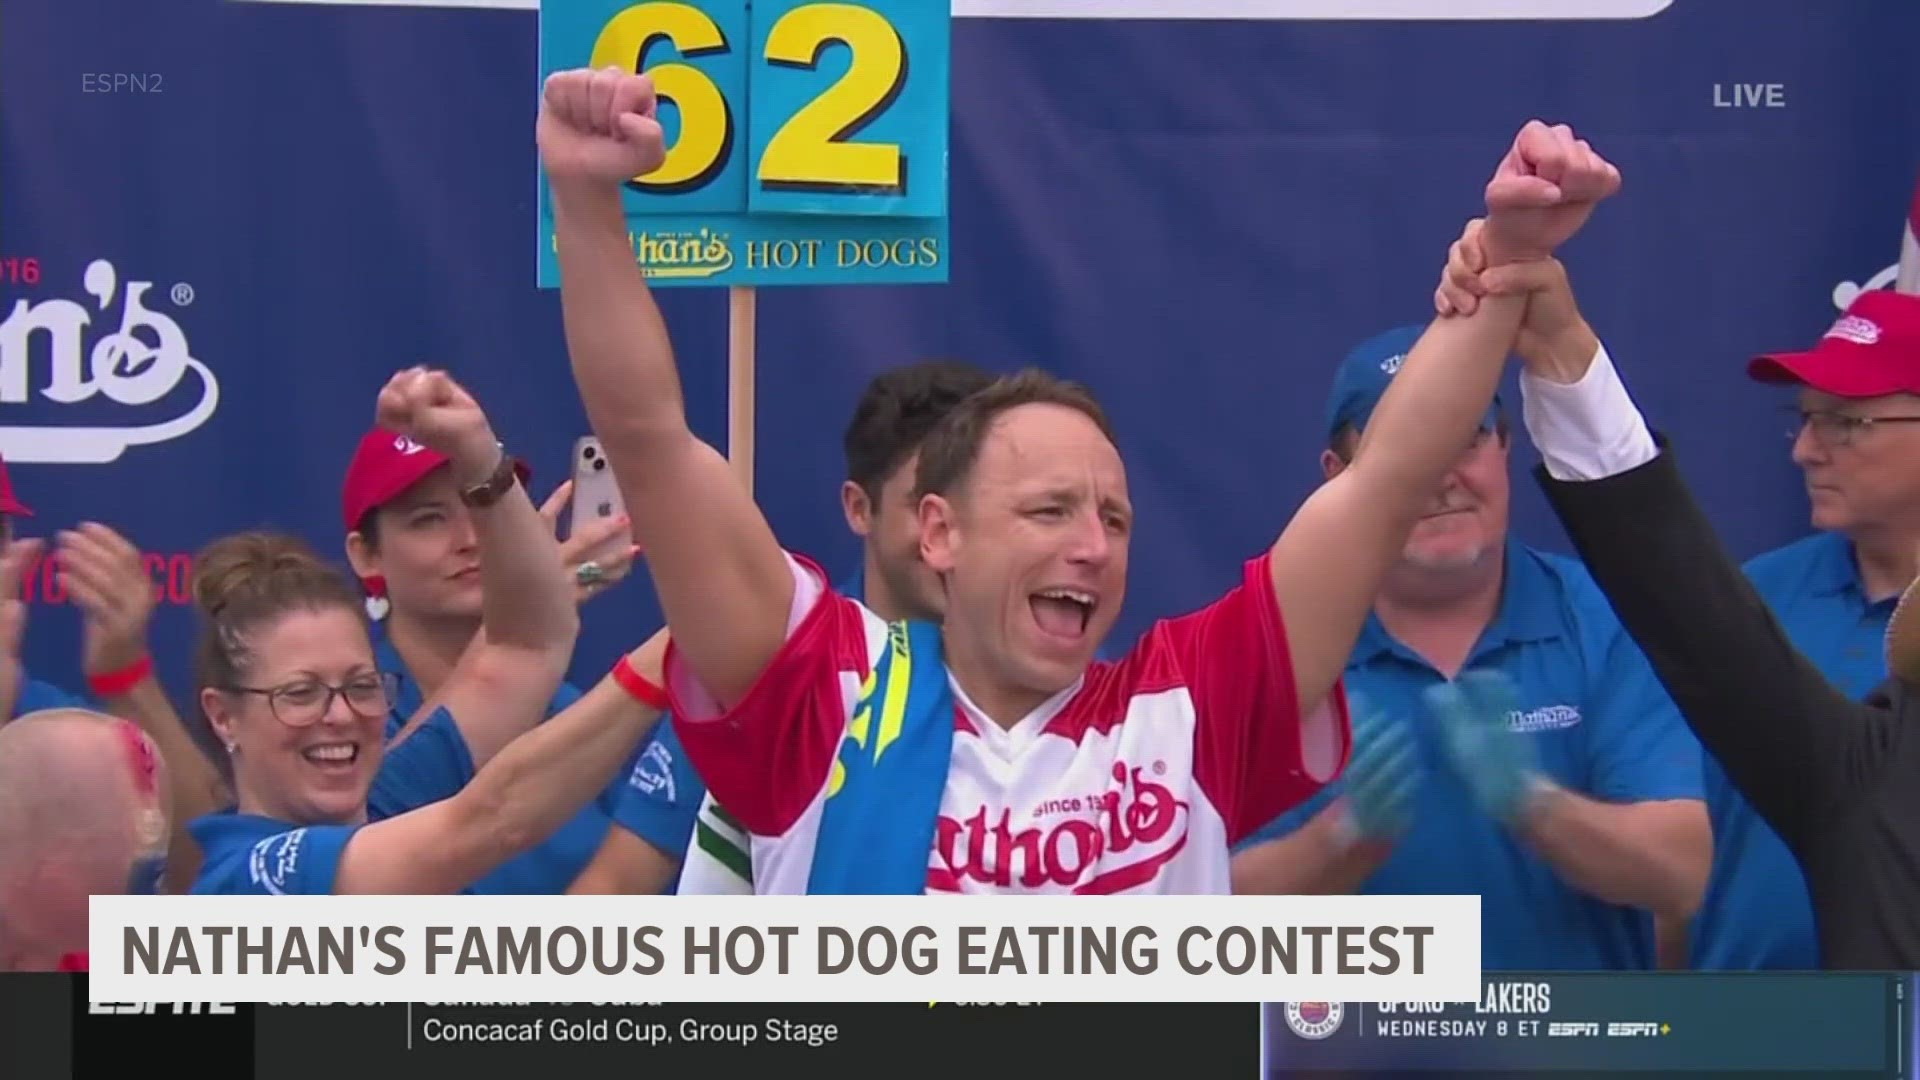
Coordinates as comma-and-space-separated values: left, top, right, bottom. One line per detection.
1479, 121, 1621, 266
374, 367, 499, 481
537, 67, 667, 189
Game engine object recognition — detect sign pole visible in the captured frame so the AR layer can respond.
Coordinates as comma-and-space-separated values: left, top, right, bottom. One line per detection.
727, 285, 757, 494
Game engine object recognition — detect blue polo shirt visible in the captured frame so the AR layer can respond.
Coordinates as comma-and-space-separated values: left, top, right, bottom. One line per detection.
368, 625, 696, 894
1245, 541, 1704, 970
190, 707, 476, 894
14, 678, 89, 716
1688, 532, 1891, 970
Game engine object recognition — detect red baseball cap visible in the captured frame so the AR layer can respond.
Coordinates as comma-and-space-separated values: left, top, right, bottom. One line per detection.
340, 428, 530, 533
0, 457, 31, 517
1748, 289, 1920, 398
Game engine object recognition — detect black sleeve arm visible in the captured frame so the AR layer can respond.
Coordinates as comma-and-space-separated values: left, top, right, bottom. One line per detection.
1533, 436, 1890, 850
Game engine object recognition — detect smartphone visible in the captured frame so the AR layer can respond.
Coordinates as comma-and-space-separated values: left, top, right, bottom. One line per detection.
569, 436, 626, 539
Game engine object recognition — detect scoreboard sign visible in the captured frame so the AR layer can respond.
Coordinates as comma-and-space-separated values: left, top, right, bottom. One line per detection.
537, 0, 951, 288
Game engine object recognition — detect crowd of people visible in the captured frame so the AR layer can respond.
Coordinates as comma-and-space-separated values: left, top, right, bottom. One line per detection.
1, 65, 1917, 972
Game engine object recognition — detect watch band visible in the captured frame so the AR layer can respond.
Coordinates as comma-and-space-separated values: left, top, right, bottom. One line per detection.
459, 445, 518, 509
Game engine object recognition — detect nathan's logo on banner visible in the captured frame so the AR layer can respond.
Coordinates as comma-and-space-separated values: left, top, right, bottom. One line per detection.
0, 258, 220, 464
1833, 264, 1901, 312
635, 227, 735, 281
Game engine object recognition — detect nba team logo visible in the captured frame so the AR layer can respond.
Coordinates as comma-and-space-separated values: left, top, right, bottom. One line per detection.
1283, 1001, 1345, 1040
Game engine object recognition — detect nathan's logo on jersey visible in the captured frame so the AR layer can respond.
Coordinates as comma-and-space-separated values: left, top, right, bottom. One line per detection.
934, 760, 1190, 893
0, 258, 220, 464
1281, 1001, 1344, 1040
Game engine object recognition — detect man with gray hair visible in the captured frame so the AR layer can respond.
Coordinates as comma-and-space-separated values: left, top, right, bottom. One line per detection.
0, 708, 169, 971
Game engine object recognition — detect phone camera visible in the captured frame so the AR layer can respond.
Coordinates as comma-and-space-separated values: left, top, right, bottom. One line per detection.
592, 458, 607, 472
582, 445, 598, 461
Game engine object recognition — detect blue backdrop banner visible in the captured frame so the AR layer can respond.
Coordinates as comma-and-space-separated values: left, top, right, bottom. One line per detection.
2, 0, 1917, 746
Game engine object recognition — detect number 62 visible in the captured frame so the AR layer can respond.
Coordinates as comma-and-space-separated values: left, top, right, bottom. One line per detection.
590, 1, 910, 198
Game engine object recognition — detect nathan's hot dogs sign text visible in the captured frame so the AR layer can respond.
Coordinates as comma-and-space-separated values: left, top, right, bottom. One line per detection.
537, 0, 950, 288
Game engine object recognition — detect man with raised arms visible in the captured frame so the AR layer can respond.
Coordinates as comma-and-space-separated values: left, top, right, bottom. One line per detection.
537, 65, 1620, 894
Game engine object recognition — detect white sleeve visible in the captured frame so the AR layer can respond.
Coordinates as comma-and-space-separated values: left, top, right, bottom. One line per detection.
1519, 342, 1660, 481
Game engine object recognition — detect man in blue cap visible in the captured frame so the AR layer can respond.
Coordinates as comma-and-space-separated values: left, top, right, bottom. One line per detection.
1233, 320, 1711, 971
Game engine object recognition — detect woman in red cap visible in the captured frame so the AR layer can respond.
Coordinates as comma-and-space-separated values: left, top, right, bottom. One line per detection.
186, 368, 672, 896
336, 389, 693, 894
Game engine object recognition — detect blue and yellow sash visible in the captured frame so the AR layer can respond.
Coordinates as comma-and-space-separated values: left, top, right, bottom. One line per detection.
807, 619, 955, 894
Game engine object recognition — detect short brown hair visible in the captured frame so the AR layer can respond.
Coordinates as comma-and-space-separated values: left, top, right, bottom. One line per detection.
193, 531, 366, 696
913, 369, 1116, 500
843, 360, 997, 499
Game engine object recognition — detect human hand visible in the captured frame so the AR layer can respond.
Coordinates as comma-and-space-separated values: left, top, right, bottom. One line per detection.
538, 67, 666, 193
1480, 121, 1622, 266
537, 480, 639, 605
374, 367, 500, 484
58, 524, 154, 681
1427, 670, 1545, 828
1337, 693, 1422, 842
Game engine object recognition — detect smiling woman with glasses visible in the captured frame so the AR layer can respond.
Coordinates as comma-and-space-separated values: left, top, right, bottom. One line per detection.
185, 369, 674, 896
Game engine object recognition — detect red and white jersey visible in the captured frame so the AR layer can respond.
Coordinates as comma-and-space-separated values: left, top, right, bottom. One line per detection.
666, 551, 1350, 895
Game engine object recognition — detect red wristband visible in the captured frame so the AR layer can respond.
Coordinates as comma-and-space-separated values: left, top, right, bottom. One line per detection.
611, 654, 669, 710
87, 654, 153, 698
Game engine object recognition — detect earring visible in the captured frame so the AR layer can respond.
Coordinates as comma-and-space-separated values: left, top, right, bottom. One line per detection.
362, 575, 390, 621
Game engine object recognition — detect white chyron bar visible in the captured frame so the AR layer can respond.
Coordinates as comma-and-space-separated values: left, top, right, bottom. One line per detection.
91, 895, 1481, 1004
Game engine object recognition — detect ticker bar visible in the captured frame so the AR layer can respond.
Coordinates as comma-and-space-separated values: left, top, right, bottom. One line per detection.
23, 972, 1915, 1078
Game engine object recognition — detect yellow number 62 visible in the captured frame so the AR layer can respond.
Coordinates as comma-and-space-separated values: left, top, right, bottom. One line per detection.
589, 1, 908, 196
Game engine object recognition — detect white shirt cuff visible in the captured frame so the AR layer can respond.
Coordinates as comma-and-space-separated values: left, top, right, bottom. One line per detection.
1519, 342, 1659, 481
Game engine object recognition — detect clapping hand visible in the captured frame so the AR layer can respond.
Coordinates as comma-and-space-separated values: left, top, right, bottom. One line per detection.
57, 523, 154, 684
1426, 670, 1545, 828
1337, 693, 1422, 843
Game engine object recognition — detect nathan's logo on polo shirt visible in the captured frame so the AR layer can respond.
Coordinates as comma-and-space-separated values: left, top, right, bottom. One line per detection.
1506, 704, 1582, 733
248, 829, 307, 895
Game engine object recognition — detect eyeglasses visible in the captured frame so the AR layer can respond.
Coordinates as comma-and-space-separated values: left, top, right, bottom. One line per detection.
1783, 406, 1920, 450
223, 671, 402, 727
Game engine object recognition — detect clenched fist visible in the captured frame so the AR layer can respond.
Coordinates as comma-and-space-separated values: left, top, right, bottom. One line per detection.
374, 368, 500, 483
1479, 121, 1621, 267
538, 67, 667, 189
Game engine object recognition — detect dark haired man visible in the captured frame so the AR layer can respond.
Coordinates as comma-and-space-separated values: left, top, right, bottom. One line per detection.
542, 66, 1620, 894
572, 359, 997, 893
